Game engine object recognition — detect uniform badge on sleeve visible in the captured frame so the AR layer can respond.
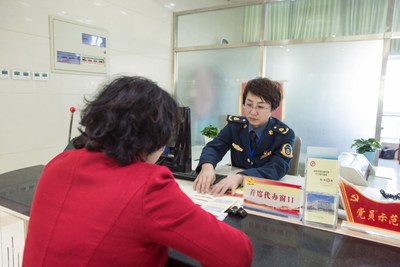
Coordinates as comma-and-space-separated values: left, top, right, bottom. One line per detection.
260, 150, 272, 160
232, 143, 243, 152
280, 143, 293, 158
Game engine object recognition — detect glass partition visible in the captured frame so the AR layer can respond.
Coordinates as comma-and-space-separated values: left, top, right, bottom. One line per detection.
383, 1, 400, 144
265, 0, 388, 41
175, 47, 260, 145
393, 0, 400, 32
264, 40, 383, 156
173, 0, 399, 173
391, 1, 400, 53
381, 55, 400, 143
176, 5, 262, 47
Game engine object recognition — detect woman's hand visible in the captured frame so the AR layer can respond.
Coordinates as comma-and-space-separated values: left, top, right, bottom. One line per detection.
193, 163, 216, 194
210, 174, 243, 197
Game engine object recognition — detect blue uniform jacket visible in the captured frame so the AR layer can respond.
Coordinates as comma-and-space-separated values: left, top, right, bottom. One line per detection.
196, 115, 295, 180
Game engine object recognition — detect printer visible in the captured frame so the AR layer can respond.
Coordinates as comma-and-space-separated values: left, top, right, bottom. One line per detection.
339, 152, 375, 186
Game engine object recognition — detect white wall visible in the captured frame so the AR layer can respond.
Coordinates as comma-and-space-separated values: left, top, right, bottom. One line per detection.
0, 0, 174, 173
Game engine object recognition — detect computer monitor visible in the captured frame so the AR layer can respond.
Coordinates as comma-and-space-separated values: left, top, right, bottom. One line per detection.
157, 106, 192, 172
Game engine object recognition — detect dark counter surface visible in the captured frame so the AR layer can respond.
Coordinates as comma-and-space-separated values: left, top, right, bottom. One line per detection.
2, 165, 400, 266
169, 213, 400, 267
0, 165, 44, 217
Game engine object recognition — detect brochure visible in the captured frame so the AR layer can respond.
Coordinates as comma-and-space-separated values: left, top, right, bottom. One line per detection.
304, 147, 339, 228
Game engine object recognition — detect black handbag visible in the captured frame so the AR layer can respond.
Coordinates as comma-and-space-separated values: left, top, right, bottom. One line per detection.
379, 147, 398, 160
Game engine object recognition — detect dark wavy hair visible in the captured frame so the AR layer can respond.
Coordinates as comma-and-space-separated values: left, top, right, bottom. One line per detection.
74, 76, 178, 165
242, 77, 283, 111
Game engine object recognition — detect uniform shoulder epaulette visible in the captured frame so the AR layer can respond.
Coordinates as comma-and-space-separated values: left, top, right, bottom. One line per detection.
271, 123, 290, 135
226, 115, 247, 124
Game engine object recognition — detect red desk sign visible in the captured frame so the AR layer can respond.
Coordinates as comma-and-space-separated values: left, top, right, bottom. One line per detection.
339, 179, 400, 233
243, 176, 302, 218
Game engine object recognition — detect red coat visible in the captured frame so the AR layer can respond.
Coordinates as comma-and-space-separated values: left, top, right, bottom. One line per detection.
23, 149, 253, 267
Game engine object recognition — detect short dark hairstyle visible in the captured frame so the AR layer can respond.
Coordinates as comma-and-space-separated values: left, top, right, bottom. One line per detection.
242, 77, 283, 111
75, 76, 178, 165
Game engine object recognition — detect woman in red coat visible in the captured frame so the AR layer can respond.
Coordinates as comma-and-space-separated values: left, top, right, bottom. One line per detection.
22, 76, 253, 267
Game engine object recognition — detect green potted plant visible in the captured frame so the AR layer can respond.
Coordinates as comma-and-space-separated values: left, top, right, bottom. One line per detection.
200, 125, 219, 144
351, 138, 382, 164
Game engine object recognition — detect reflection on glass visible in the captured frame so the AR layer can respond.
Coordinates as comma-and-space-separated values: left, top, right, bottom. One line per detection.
175, 47, 259, 145
82, 33, 106, 48
176, 5, 262, 47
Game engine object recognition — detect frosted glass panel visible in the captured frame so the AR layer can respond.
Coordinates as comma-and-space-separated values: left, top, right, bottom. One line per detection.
393, 0, 400, 32
265, 0, 387, 40
175, 47, 259, 145
381, 116, 400, 142
176, 5, 261, 47
264, 41, 383, 156
383, 57, 400, 113
381, 56, 400, 143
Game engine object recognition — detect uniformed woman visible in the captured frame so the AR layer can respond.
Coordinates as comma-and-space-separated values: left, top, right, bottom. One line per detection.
194, 77, 295, 196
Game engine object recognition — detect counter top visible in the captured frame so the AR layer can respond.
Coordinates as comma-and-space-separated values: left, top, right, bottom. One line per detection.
2, 165, 400, 267
168, 212, 400, 267
0, 165, 43, 218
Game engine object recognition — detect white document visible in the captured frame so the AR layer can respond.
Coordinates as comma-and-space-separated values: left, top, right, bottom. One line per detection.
176, 179, 241, 219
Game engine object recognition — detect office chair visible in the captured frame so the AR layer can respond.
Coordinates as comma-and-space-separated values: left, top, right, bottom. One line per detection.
398, 141, 400, 164
288, 136, 302, 176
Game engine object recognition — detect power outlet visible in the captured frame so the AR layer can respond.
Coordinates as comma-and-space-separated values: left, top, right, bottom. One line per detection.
41, 72, 49, 80
0, 69, 10, 79
32, 71, 49, 81
12, 70, 31, 80
32, 72, 41, 80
